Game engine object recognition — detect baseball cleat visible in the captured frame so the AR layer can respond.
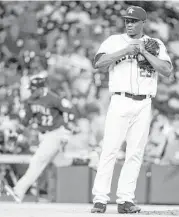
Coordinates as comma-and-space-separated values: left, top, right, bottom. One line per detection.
117, 201, 141, 213
91, 202, 107, 213
4, 184, 21, 203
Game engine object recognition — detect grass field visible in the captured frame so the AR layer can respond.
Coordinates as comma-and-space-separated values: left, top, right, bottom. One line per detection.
0, 203, 179, 217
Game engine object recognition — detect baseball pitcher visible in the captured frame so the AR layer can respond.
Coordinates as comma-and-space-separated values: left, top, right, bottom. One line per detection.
91, 6, 173, 214
4, 71, 76, 202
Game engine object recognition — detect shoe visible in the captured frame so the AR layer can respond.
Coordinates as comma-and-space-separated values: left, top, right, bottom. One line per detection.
91, 202, 107, 213
117, 201, 141, 213
4, 184, 22, 203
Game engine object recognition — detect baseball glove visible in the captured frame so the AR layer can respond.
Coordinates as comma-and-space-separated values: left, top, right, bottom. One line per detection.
136, 38, 160, 73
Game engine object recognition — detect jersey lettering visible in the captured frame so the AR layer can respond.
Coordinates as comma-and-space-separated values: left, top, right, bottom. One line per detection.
31, 105, 51, 115
116, 55, 136, 65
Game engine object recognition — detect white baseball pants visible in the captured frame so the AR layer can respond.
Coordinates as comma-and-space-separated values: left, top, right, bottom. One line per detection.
14, 126, 71, 200
92, 94, 151, 204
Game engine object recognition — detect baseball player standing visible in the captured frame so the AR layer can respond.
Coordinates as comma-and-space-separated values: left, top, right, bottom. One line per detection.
4, 72, 76, 202
91, 6, 172, 213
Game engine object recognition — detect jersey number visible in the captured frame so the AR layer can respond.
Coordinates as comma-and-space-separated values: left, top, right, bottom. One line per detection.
140, 68, 152, 78
42, 115, 53, 126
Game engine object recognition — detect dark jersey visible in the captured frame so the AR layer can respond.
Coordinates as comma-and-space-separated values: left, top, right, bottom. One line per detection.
23, 90, 74, 132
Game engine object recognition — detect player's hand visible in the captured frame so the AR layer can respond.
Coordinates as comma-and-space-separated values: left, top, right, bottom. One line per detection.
137, 41, 146, 55
130, 40, 146, 55
126, 44, 140, 55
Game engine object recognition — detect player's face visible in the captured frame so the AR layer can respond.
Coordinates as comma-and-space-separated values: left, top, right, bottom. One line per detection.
125, 18, 144, 37
30, 87, 41, 97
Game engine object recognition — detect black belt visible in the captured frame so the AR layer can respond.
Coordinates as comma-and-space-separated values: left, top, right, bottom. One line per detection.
114, 92, 152, 101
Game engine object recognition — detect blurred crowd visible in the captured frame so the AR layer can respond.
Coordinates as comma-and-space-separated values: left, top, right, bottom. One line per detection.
0, 0, 179, 175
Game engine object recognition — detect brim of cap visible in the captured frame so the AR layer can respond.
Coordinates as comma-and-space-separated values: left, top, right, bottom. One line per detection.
122, 15, 141, 20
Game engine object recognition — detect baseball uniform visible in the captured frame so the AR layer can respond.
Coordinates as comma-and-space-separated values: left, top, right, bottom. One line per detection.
92, 33, 172, 205
12, 89, 75, 201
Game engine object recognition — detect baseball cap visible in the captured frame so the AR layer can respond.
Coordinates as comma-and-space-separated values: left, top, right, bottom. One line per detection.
122, 6, 147, 21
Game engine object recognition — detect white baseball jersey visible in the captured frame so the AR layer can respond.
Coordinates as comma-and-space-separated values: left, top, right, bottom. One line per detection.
97, 33, 172, 96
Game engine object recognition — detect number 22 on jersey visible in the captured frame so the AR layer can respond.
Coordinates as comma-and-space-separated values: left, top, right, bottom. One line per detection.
41, 115, 53, 126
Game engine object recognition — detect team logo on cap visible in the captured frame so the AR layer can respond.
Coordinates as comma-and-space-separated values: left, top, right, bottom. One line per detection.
128, 8, 134, 14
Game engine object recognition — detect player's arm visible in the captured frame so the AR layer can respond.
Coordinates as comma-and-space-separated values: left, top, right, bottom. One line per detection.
93, 36, 139, 69
140, 52, 172, 77
94, 47, 139, 69
93, 49, 128, 69
140, 40, 173, 77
